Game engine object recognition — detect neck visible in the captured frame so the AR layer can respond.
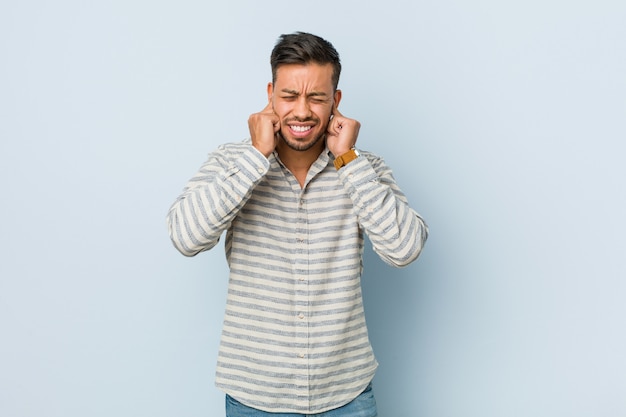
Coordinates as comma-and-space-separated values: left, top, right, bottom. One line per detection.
276, 138, 325, 171
276, 138, 326, 188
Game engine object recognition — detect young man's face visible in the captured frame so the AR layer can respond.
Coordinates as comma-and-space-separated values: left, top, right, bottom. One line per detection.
268, 63, 341, 152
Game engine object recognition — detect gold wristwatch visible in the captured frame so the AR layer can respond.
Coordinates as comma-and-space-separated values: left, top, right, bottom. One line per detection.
333, 148, 360, 170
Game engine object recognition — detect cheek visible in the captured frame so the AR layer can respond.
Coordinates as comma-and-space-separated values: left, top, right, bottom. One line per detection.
314, 106, 332, 122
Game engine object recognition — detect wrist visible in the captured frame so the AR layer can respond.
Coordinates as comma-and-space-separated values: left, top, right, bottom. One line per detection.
252, 142, 273, 158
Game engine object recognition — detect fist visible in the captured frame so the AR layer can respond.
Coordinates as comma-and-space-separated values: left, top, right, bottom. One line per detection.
249, 103, 280, 157
326, 107, 360, 157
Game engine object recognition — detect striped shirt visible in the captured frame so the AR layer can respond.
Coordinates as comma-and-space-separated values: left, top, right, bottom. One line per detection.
167, 139, 427, 413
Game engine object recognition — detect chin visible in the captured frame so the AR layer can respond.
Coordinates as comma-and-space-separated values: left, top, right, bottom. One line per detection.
280, 132, 325, 152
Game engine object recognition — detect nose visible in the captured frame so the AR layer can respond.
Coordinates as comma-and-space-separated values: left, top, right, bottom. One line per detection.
292, 97, 312, 120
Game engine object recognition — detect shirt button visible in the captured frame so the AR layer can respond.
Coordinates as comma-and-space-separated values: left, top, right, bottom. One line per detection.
257, 167, 264, 174
298, 353, 305, 358
298, 313, 305, 320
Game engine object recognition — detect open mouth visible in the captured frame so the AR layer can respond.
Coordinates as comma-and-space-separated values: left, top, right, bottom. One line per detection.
288, 124, 314, 137
289, 126, 311, 132
290, 125, 312, 132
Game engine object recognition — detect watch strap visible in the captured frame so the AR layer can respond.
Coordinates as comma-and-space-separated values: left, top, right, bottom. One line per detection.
333, 148, 360, 170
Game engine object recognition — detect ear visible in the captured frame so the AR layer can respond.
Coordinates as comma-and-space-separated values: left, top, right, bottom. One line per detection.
267, 82, 274, 103
333, 89, 342, 109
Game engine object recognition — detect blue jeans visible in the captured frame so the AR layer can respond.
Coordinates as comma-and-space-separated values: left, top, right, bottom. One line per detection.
225, 384, 378, 417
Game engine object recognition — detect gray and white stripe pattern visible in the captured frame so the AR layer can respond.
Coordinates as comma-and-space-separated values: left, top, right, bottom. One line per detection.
167, 140, 427, 413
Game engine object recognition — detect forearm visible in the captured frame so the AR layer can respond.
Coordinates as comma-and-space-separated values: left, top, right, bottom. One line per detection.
167, 143, 269, 256
337, 154, 428, 267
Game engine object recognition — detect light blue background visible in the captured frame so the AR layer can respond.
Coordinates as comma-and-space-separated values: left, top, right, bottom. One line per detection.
1, 1, 625, 416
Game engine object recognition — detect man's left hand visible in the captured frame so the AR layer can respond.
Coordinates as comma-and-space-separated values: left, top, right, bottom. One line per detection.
326, 106, 360, 157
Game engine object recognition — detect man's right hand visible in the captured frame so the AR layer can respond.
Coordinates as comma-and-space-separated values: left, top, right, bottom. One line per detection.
248, 102, 280, 158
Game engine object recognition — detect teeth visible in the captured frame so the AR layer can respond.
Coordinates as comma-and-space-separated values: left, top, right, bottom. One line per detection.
291, 125, 312, 132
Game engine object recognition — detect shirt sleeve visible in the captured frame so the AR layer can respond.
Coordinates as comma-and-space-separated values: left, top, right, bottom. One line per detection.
336, 152, 428, 267
166, 142, 270, 257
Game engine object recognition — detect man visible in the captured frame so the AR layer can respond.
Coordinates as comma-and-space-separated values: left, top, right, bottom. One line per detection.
167, 32, 428, 416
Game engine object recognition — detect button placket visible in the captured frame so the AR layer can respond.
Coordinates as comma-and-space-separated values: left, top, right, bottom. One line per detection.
294, 191, 310, 366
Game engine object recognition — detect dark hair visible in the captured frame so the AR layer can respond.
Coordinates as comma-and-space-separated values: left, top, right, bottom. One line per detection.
270, 32, 342, 90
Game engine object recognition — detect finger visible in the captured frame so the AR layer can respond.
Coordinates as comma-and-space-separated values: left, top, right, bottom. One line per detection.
260, 102, 280, 129
332, 105, 343, 119
327, 117, 341, 136
261, 101, 274, 113
332, 115, 344, 132
273, 117, 281, 133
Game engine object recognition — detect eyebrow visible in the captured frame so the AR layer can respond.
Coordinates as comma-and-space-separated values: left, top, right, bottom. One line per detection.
280, 88, 329, 98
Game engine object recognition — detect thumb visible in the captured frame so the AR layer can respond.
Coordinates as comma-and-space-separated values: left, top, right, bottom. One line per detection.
262, 101, 274, 113
332, 105, 344, 119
